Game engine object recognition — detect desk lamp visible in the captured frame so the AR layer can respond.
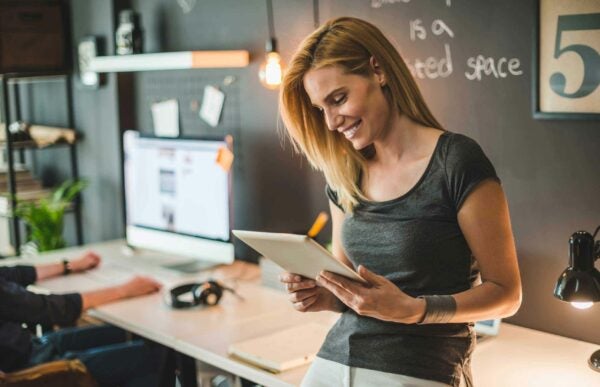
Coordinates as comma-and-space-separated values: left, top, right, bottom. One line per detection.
553, 225, 600, 372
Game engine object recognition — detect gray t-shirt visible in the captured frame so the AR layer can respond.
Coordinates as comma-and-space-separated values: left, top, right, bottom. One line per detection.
318, 131, 500, 387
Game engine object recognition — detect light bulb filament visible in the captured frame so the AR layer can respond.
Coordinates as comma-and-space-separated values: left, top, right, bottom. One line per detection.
259, 52, 284, 89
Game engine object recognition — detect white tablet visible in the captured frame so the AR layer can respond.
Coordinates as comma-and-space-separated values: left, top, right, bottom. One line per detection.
233, 230, 366, 283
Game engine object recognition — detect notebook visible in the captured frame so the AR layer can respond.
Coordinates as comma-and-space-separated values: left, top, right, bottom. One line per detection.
228, 323, 331, 373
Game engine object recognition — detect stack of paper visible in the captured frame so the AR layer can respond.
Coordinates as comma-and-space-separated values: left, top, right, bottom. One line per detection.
228, 323, 330, 373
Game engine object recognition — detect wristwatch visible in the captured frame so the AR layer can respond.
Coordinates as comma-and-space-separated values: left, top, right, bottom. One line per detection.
62, 259, 71, 276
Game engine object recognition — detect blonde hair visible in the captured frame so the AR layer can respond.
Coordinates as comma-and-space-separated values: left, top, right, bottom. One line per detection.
279, 17, 442, 213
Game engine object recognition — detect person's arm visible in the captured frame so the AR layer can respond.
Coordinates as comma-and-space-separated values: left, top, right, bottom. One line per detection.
35, 251, 101, 281
448, 179, 522, 321
80, 276, 162, 310
0, 277, 83, 326
0, 265, 37, 286
0, 274, 162, 327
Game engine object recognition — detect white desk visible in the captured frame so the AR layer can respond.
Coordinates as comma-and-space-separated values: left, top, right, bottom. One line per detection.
4, 240, 600, 387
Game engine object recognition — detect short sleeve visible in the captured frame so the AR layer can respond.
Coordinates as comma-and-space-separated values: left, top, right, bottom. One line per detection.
0, 265, 37, 286
0, 277, 83, 326
445, 134, 500, 211
325, 185, 344, 213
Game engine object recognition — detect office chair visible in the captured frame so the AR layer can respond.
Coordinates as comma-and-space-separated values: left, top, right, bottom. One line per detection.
0, 359, 97, 387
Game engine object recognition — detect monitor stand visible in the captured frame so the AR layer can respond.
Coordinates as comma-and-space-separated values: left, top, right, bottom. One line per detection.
161, 259, 219, 273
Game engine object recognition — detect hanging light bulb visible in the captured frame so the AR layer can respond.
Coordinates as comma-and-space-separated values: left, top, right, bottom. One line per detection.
259, 0, 285, 90
259, 38, 284, 89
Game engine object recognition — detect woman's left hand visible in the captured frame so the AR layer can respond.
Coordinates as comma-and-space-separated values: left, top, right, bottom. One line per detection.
317, 265, 425, 324
69, 251, 101, 273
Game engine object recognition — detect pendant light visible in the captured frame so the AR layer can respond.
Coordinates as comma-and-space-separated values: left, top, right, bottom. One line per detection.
259, 0, 284, 89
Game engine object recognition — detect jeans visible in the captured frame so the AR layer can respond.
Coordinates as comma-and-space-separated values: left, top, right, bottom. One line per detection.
301, 357, 453, 387
28, 324, 164, 387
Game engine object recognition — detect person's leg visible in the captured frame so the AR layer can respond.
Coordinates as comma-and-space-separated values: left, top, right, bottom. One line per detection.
42, 324, 128, 356
65, 339, 165, 387
27, 337, 60, 367
350, 366, 451, 387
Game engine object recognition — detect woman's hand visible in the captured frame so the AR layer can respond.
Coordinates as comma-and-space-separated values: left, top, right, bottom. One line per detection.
69, 251, 101, 273
279, 272, 346, 313
317, 265, 425, 324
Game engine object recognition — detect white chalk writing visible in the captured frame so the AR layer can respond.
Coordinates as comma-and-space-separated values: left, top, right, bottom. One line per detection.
464, 55, 523, 81
410, 19, 454, 41
405, 44, 453, 79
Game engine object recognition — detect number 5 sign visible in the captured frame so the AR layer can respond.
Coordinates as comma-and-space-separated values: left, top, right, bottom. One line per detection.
535, 0, 600, 118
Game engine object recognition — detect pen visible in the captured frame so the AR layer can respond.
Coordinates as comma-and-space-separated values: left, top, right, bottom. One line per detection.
307, 211, 329, 238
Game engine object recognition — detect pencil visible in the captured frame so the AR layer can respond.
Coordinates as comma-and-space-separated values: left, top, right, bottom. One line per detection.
307, 211, 329, 238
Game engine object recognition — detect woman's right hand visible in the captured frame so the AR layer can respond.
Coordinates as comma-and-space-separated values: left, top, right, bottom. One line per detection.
279, 272, 345, 313
119, 276, 162, 298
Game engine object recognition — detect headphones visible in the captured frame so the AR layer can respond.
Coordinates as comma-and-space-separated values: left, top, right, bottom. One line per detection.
169, 280, 239, 309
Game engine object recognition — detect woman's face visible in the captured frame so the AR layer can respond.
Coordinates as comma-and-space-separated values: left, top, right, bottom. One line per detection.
303, 65, 390, 150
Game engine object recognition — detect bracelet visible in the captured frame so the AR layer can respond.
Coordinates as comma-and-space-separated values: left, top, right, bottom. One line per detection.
417, 295, 456, 324
62, 259, 71, 276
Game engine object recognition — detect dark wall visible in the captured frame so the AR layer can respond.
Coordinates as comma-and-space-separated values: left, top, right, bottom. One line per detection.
62, 0, 599, 344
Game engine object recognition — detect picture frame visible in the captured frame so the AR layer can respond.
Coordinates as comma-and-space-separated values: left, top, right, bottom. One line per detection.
533, 0, 600, 119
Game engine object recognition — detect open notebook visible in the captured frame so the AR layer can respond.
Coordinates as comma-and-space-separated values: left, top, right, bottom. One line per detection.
228, 323, 331, 373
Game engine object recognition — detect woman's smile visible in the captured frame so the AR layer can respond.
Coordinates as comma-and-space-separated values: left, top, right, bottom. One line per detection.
341, 119, 362, 139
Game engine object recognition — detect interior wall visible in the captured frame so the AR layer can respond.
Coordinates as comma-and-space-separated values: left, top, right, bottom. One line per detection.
58, 0, 600, 344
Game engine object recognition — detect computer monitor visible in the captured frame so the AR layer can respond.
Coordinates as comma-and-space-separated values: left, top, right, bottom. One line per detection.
123, 130, 234, 268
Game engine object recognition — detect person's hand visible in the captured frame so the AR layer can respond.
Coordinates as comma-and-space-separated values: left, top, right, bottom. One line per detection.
118, 276, 162, 299
69, 251, 101, 273
279, 272, 345, 313
316, 265, 425, 324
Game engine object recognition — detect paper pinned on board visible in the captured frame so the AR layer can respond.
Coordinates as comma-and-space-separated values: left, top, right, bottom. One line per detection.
200, 85, 225, 127
151, 99, 180, 137
215, 146, 234, 172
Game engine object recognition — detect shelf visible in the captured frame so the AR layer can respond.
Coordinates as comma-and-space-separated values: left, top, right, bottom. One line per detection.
89, 50, 250, 73
0, 140, 76, 150
0, 72, 70, 82
0, 202, 76, 218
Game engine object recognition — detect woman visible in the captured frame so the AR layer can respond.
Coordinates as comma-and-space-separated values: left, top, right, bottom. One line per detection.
278, 17, 521, 387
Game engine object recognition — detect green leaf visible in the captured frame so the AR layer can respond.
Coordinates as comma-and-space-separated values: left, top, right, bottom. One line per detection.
14, 179, 88, 252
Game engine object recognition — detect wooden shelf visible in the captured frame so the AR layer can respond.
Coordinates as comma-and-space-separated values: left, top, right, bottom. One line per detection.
0, 140, 76, 150
89, 50, 250, 73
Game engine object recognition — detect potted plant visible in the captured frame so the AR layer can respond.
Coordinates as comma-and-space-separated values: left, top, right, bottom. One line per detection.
15, 179, 88, 252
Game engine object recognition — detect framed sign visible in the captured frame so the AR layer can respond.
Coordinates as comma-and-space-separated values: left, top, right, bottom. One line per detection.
534, 0, 600, 119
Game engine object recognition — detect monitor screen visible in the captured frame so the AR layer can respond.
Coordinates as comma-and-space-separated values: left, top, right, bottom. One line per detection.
474, 319, 501, 336
123, 131, 234, 264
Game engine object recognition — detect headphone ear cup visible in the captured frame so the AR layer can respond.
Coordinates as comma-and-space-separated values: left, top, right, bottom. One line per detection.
200, 281, 223, 306
170, 283, 198, 309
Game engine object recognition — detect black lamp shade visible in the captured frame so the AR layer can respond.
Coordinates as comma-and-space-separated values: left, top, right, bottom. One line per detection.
554, 230, 600, 302
553, 267, 600, 302
265, 37, 278, 53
